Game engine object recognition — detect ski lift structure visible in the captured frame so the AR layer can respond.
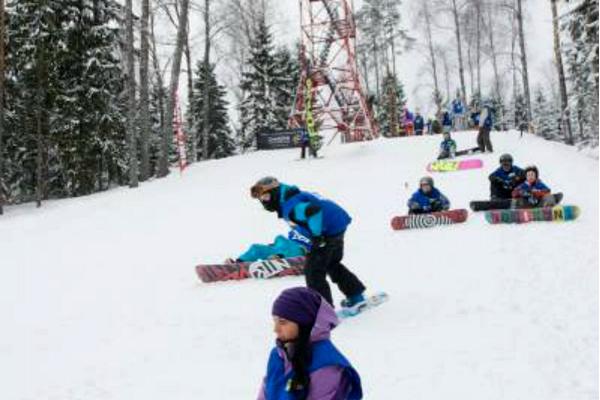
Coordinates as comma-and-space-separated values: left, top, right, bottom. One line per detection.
288, 0, 378, 143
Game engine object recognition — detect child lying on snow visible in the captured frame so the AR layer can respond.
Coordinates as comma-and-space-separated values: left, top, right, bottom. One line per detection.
225, 227, 311, 264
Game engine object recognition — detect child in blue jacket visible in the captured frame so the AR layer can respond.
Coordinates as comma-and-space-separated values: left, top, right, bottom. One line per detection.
226, 227, 311, 264
437, 132, 457, 159
511, 166, 556, 208
408, 177, 451, 214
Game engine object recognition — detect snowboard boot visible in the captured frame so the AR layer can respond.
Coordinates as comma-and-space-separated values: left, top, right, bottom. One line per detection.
340, 293, 366, 309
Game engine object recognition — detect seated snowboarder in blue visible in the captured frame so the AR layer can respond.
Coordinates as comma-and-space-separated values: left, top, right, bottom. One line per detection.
511, 165, 556, 208
408, 176, 451, 215
225, 227, 311, 264
257, 287, 363, 400
250, 177, 367, 309
488, 153, 525, 200
437, 131, 457, 160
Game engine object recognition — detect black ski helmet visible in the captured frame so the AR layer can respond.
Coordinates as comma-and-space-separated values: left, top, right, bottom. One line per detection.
499, 153, 513, 164
419, 176, 434, 187
524, 165, 539, 179
250, 176, 280, 198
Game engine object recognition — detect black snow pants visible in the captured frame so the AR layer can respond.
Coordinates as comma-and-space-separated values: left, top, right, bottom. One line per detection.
305, 233, 366, 306
477, 126, 493, 152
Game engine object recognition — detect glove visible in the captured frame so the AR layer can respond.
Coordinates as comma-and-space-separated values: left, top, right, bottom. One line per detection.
409, 201, 421, 211
430, 199, 442, 210
312, 236, 327, 249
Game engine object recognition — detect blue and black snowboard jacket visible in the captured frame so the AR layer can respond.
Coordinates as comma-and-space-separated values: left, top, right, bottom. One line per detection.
489, 166, 525, 188
408, 188, 450, 213
276, 184, 351, 239
414, 115, 425, 131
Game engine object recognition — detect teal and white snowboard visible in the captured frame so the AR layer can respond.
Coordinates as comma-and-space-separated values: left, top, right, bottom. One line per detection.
336, 292, 389, 320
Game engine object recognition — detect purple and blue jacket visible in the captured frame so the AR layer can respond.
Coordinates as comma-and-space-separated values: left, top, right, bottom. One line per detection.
257, 301, 362, 400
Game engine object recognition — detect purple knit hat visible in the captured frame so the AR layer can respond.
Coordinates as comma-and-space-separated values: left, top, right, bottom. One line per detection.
272, 287, 322, 328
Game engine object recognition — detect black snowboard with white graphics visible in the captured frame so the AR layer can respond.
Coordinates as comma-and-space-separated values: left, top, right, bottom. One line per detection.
470, 192, 563, 211
455, 147, 481, 157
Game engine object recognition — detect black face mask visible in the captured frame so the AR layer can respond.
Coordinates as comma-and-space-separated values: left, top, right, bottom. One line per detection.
261, 198, 278, 212
260, 187, 280, 213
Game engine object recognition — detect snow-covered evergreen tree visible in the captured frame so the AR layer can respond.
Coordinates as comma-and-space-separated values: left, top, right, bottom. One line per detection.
562, 0, 599, 147
190, 62, 235, 160
377, 72, 406, 136
272, 46, 299, 131
4, 0, 126, 202
532, 86, 560, 140
238, 17, 278, 150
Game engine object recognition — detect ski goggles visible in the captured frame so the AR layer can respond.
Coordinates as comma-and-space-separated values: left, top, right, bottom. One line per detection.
250, 182, 278, 199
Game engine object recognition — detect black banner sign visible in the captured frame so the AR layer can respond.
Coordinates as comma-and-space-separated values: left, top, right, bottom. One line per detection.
257, 128, 305, 150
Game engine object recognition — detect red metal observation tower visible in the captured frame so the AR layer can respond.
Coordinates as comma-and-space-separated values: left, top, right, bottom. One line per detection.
288, 0, 378, 142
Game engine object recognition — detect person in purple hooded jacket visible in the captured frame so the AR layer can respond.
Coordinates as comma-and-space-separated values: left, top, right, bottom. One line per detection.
257, 287, 363, 400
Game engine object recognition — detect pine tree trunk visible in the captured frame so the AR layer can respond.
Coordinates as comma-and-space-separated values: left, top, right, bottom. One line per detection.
185, 20, 195, 162
360, 55, 370, 95
125, 0, 139, 187
150, 8, 166, 150
139, 0, 151, 181
0, 0, 5, 214
475, 0, 481, 96
372, 38, 380, 101
550, 0, 573, 144
159, 0, 190, 177
390, 28, 397, 77
202, 0, 211, 160
423, 1, 442, 115
511, 4, 519, 126
516, 0, 532, 124
467, 44, 474, 98
451, 0, 467, 103
442, 51, 451, 102
36, 50, 48, 207
486, 6, 501, 100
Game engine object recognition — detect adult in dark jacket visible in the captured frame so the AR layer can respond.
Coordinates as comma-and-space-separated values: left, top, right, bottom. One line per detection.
442, 111, 452, 133
414, 112, 425, 135
257, 287, 362, 400
488, 154, 525, 200
251, 177, 366, 307
477, 103, 494, 152
407, 176, 450, 214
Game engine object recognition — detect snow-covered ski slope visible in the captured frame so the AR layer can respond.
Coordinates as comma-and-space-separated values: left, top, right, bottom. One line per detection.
3, 130, 598, 399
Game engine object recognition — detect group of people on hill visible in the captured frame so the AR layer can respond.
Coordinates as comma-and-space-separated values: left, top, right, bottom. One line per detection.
405, 153, 555, 216
399, 94, 495, 154
237, 134, 554, 400
489, 154, 556, 207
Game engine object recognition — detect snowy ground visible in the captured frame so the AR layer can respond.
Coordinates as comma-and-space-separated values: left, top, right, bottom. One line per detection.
3, 130, 598, 399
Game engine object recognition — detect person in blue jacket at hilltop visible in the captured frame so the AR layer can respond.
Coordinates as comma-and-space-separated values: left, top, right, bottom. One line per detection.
257, 287, 362, 400
488, 153, 525, 200
408, 176, 450, 214
225, 226, 311, 264
451, 94, 465, 130
251, 177, 367, 309
414, 110, 425, 136
442, 110, 452, 134
511, 165, 556, 208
